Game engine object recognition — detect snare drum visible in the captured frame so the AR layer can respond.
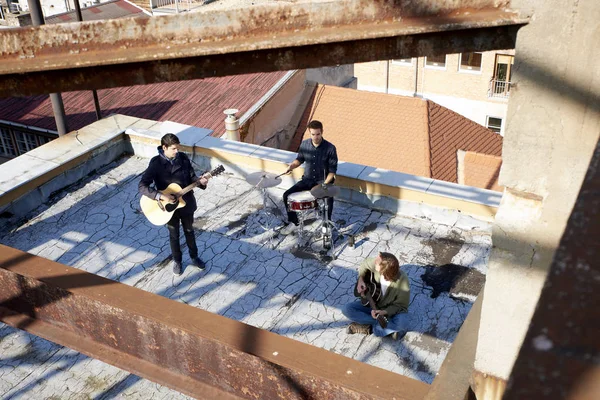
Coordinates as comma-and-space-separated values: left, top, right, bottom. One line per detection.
287, 191, 318, 211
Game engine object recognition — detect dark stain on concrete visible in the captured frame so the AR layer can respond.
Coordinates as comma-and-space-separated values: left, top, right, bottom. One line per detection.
450, 268, 485, 299
291, 247, 320, 260
424, 230, 464, 265
227, 214, 250, 230
193, 218, 208, 230
421, 263, 485, 299
361, 222, 378, 234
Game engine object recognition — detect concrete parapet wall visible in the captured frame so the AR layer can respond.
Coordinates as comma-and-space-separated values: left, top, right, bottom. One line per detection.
0, 115, 143, 219
473, 0, 600, 398
0, 115, 501, 225
126, 121, 501, 225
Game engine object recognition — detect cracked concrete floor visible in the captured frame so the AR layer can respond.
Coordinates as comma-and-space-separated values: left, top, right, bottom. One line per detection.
0, 156, 493, 399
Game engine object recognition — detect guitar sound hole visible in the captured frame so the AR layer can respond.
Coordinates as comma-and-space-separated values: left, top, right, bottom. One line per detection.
165, 203, 178, 212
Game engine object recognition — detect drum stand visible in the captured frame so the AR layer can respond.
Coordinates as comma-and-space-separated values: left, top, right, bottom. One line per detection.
255, 186, 284, 249
308, 198, 342, 260
294, 208, 315, 248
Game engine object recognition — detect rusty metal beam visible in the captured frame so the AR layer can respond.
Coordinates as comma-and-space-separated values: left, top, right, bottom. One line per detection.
0, 244, 429, 400
0, 1, 528, 97
503, 137, 600, 399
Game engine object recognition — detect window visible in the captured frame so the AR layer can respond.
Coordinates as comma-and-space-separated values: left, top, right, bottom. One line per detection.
14, 130, 38, 154
392, 58, 413, 66
490, 54, 515, 98
38, 136, 53, 145
459, 52, 482, 72
486, 117, 503, 134
425, 54, 446, 69
0, 127, 17, 157
0, 125, 56, 159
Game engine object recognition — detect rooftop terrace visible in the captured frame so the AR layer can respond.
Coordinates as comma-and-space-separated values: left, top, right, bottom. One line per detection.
0, 116, 497, 398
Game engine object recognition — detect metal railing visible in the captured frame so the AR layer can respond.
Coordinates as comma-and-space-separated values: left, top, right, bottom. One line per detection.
153, 0, 207, 13
489, 79, 512, 98
154, 0, 187, 12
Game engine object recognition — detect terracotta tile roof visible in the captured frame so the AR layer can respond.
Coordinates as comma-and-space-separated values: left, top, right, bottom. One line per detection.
464, 152, 503, 192
45, 0, 147, 24
0, 72, 287, 136
290, 85, 502, 188
292, 85, 431, 177
427, 101, 503, 183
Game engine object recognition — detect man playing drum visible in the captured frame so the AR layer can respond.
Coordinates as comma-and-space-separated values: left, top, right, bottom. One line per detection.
281, 120, 338, 235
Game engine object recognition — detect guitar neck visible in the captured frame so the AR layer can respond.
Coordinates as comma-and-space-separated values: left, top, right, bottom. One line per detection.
174, 165, 224, 198
364, 292, 378, 311
177, 175, 210, 197
365, 291, 387, 328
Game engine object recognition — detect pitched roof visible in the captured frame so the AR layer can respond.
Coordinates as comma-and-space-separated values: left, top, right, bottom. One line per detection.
427, 101, 503, 183
0, 1, 285, 136
45, 0, 146, 24
291, 85, 503, 187
463, 152, 503, 192
292, 85, 431, 177
0, 72, 288, 136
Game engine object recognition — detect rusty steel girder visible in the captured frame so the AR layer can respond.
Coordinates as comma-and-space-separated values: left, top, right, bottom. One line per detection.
0, 244, 429, 400
0, 0, 527, 97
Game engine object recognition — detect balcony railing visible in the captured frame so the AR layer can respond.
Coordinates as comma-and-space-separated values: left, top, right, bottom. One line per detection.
489, 79, 512, 99
153, 0, 206, 13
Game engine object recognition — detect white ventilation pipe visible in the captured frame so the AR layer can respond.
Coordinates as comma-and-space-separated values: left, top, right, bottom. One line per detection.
223, 108, 240, 141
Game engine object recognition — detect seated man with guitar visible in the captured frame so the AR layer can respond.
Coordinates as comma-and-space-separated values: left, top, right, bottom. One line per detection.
342, 252, 412, 340
139, 133, 211, 276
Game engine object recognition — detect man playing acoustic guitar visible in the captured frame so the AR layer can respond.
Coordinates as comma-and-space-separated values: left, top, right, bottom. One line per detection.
139, 133, 208, 276
342, 252, 412, 340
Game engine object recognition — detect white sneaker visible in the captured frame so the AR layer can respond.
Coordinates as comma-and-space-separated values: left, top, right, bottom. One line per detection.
280, 223, 298, 235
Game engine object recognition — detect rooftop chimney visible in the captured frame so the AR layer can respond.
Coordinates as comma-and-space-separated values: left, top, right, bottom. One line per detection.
223, 108, 240, 141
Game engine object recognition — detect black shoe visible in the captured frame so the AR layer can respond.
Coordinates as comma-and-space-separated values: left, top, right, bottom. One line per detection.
172, 260, 182, 276
191, 257, 205, 270
346, 323, 372, 335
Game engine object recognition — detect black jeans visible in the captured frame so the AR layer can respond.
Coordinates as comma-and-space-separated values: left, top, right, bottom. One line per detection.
283, 179, 334, 225
166, 210, 198, 263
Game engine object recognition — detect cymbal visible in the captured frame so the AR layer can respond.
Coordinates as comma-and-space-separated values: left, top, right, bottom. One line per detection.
311, 184, 340, 199
246, 171, 282, 188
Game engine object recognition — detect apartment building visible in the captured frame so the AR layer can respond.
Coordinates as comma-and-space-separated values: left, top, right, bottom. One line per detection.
354, 50, 515, 135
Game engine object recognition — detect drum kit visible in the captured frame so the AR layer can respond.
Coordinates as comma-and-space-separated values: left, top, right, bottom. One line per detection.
245, 171, 347, 258
288, 184, 342, 252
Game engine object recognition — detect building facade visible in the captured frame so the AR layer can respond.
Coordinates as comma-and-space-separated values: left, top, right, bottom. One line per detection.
354, 50, 515, 135
0, 122, 56, 164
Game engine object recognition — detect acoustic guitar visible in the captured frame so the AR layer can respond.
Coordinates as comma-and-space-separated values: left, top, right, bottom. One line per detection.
140, 165, 224, 226
354, 269, 388, 329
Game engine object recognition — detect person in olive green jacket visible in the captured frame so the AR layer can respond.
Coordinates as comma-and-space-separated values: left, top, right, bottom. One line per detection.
342, 252, 412, 339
